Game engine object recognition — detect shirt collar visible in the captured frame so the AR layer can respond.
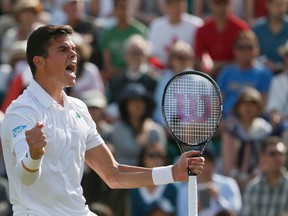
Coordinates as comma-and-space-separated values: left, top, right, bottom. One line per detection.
27, 79, 70, 109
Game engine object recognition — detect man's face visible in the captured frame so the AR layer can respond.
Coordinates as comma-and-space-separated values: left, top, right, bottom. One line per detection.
265, 142, 287, 172
40, 35, 77, 88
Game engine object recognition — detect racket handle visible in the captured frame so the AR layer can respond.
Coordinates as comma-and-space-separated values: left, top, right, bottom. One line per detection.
188, 175, 198, 216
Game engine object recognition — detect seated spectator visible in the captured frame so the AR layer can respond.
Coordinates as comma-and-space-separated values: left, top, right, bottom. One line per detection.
148, 0, 202, 66
130, 142, 177, 216
131, 0, 167, 26
194, 0, 249, 77
241, 136, 288, 216
252, 0, 288, 74
107, 34, 159, 104
0, 39, 28, 105
265, 40, 288, 144
217, 30, 273, 119
193, 0, 245, 20
87, 0, 114, 19
99, 0, 147, 81
245, 0, 268, 25
110, 83, 167, 166
177, 149, 242, 216
1, 0, 44, 63
1, 60, 32, 113
153, 40, 195, 125
221, 87, 272, 191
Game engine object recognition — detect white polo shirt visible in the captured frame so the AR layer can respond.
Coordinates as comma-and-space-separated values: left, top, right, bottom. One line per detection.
1, 79, 104, 216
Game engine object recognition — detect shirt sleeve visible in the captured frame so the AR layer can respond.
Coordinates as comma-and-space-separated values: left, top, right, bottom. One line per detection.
3, 111, 42, 185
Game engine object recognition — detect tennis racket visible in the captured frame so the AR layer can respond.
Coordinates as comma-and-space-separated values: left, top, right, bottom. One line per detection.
162, 70, 222, 216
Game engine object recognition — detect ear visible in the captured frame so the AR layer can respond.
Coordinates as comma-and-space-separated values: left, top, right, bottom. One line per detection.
33, 56, 45, 69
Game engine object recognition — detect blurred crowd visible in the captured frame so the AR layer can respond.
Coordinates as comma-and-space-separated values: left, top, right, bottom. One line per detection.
1, 0, 288, 215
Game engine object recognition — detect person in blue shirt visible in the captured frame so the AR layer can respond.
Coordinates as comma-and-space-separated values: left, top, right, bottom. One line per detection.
252, 0, 288, 74
217, 30, 272, 119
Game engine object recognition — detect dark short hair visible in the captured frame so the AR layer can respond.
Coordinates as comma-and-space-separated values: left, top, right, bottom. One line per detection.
261, 136, 285, 153
26, 24, 73, 76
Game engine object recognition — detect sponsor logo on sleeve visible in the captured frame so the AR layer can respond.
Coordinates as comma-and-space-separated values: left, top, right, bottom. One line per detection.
12, 125, 27, 138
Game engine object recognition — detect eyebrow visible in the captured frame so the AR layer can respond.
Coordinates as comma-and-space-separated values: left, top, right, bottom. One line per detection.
57, 44, 76, 51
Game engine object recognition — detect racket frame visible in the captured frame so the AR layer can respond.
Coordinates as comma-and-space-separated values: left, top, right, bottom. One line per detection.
161, 70, 223, 216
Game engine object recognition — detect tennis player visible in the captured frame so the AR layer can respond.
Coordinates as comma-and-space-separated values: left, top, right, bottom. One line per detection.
0, 24, 205, 216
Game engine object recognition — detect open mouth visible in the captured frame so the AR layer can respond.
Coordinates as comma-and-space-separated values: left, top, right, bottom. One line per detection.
65, 63, 77, 76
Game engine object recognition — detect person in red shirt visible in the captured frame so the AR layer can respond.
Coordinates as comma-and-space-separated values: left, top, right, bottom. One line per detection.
245, 0, 268, 25
194, 0, 249, 78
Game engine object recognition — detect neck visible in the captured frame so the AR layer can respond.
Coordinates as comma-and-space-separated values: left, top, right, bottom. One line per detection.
237, 61, 254, 70
34, 77, 64, 106
169, 16, 181, 25
267, 171, 282, 186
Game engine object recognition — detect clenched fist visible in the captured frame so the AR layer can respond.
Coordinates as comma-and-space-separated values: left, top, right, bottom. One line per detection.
25, 122, 47, 160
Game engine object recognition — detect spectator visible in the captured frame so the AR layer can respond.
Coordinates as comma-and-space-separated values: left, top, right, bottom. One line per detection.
0, 40, 27, 107
194, 0, 249, 77
265, 40, 288, 144
100, 0, 147, 81
87, 0, 114, 19
0, 0, 44, 63
221, 87, 272, 191
1, 62, 32, 113
148, 0, 203, 66
252, 0, 288, 74
65, 32, 105, 98
153, 40, 194, 125
241, 136, 288, 216
110, 83, 167, 166
131, 0, 167, 26
107, 34, 159, 104
245, 0, 268, 25
130, 142, 177, 216
61, 0, 103, 69
177, 149, 242, 216
216, 30, 273, 119
193, 0, 245, 20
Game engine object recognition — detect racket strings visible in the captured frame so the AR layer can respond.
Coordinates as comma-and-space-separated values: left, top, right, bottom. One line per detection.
163, 74, 221, 145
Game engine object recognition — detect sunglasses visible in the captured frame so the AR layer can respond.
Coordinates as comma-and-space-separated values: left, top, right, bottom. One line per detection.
173, 54, 190, 61
266, 150, 285, 157
235, 44, 254, 51
213, 0, 229, 4
127, 50, 144, 56
144, 152, 166, 159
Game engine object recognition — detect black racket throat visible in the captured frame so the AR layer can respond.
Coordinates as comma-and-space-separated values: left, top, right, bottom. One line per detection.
172, 137, 207, 155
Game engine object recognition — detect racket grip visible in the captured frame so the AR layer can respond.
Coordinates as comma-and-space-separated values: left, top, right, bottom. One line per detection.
188, 175, 198, 216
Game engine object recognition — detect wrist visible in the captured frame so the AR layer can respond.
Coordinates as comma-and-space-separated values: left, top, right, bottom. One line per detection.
22, 151, 42, 173
152, 165, 175, 185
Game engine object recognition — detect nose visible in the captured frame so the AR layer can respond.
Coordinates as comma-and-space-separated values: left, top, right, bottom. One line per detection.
70, 49, 77, 59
